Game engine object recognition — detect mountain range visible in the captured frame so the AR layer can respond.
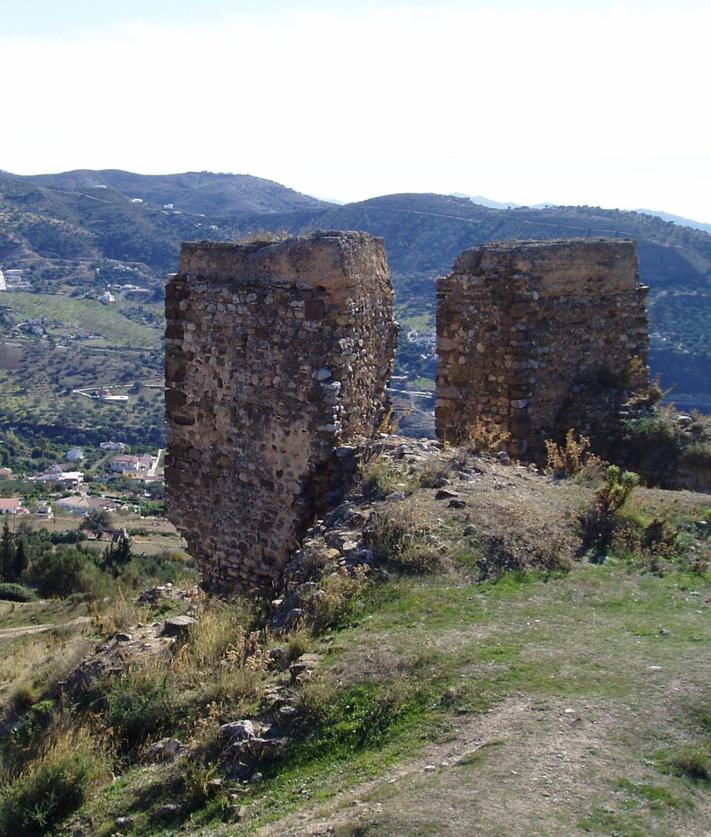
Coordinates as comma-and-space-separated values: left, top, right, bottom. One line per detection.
1, 169, 709, 409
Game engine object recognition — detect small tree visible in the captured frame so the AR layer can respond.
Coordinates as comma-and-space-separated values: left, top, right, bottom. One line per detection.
13, 539, 28, 582
101, 535, 133, 577
580, 465, 640, 557
80, 508, 113, 533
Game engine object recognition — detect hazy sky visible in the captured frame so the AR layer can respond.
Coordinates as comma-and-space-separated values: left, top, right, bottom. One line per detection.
2, 0, 709, 220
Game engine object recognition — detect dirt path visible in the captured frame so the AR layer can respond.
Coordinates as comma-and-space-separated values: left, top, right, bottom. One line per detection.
0, 616, 91, 640
256, 695, 710, 837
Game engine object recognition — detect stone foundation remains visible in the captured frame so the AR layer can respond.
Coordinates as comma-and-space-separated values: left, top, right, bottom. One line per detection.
165, 232, 397, 592
436, 239, 649, 457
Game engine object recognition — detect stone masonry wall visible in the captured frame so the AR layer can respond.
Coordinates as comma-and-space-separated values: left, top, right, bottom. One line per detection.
165, 232, 397, 592
436, 239, 649, 457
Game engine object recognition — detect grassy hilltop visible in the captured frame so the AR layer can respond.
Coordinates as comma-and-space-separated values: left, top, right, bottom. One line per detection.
0, 442, 708, 835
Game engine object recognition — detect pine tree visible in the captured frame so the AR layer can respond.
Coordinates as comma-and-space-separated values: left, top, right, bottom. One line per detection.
13, 539, 28, 582
0, 520, 14, 582
101, 534, 133, 577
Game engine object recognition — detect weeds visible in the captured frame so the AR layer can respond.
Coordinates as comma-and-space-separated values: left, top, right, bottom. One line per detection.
0, 723, 108, 837
545, 428, 602, 477
359, 454, 413, 500
310, 566, 370, 633
364, 505, 442, 574
467, 420, 510, 454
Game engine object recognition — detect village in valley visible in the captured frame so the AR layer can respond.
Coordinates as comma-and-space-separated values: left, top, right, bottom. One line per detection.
0, 438, 175, 547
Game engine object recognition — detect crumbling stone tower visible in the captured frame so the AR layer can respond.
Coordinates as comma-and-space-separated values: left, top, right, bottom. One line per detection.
165, 232, 397, 592
436, 239, 649, 457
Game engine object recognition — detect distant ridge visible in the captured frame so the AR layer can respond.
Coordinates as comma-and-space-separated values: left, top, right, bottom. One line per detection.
5, 168, 332, 215
0, 169, 709, 408
636, 208, 711, 236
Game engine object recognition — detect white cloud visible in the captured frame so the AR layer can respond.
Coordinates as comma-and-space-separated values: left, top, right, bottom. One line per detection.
2, 2, 710, 219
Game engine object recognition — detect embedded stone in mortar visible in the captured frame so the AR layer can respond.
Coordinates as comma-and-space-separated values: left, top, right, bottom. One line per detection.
165, 231, 397, 592
435, 238, 649, 457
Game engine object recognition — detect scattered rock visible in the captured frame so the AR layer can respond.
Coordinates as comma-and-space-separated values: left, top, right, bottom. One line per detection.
659, 628, 671, 636
496, 450, 511, 465
155, 803, 180, 819
277, 705, 300, 724
283, 608, 305, 630
115, 632, 132, 643
435, 488, 460, 500
220, 720, 257, 742
146, 737, 185, 762
116, 817, 134, 828
269, 646, 288, 668
249, 772, 264, 784
449, 499, 466, 509
161, 615, 196, 637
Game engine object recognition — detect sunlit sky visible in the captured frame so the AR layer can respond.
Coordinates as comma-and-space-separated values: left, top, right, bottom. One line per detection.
2, 0, 709, 221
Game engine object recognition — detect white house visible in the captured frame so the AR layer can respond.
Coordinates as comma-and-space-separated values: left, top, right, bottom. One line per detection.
0, 498, 23, 514
57, 494, 116, 515
99, 291, 115, 304
100, 441, 127, 451
34, 470, 84, 487
66, 447, 85, 462
111, 454, 153, 474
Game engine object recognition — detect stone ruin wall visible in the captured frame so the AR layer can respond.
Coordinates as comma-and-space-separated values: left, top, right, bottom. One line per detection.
436, 239, 649, 457
165, 232, 397, 592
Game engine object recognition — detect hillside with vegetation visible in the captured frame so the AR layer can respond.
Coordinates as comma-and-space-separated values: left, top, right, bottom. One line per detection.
0, 438, 708, 836
1, 171, 709, 418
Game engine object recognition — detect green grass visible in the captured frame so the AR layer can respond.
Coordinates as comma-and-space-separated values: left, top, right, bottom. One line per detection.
4, 292, 161, 348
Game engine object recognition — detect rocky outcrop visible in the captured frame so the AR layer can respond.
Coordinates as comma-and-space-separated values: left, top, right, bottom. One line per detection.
165, 231, 397, 593
436, 239, 649, 457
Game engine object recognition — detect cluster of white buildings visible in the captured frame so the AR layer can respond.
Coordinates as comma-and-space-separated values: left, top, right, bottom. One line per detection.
0, 267, 31, 291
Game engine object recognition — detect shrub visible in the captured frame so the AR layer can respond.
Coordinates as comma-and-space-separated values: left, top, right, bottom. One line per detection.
417, 460, 450, 488
620, 408, 680, 487
467, 420, 510, 454
580, 465, 640, 557
26, 546, 104, 599
104, 666, 177, 752
172, 599, 268, 706
0, 727, 106, 837
179, 760, 226, 813
0, 582, 37, 602
285, 629, 310, 663
667, 744, 711, 782
473, 533, 571, 582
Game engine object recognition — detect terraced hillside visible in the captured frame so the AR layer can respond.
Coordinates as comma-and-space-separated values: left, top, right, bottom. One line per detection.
1, 171, 710, 410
